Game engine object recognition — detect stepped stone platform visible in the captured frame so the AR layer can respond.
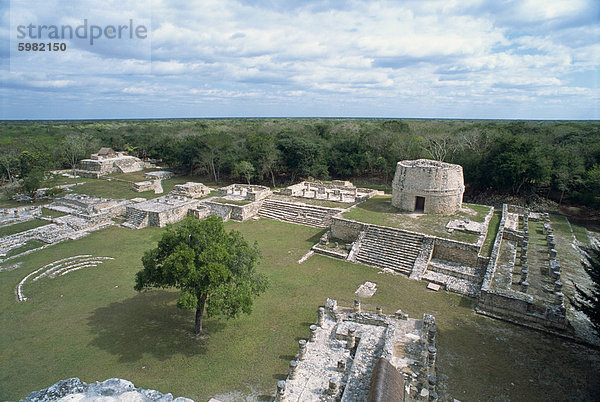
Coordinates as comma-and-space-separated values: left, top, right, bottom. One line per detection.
276, 299, 438, 401
258, 199, 344, 228
123, 195, 200, 229
353, 226, 424, 275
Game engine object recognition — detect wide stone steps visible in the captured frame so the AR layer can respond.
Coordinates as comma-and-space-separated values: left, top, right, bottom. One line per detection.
258, 199, 342, 228
354, 226, 424, 275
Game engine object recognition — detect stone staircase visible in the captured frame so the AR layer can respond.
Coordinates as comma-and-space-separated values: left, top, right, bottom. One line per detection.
258, 199, 342, 228
354, 226, 424, 275
122, 208, 149, 229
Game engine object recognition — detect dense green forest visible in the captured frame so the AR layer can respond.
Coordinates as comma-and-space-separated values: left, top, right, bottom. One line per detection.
0, 119, 599, 208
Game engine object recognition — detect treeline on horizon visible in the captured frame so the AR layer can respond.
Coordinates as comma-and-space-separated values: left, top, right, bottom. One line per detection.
0, 118, 599, 209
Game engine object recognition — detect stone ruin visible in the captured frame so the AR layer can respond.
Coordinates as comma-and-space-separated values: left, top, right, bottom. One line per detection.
276, 298, 438, 401
477, 205, 568, 330
17, 255, 114, 302
24, 377, 192, 402
0, 196, 124, 262
77, 148, 144, 178
145, 170, 174, 180
170, 182, 211, 198
278, 180, 378, 204
48, 194, 130, 220
392, 159, 464, 214
217, 183, 271, 202
132, 179, 163, 194
0, 206, 42, 226
123, 195, 201, 229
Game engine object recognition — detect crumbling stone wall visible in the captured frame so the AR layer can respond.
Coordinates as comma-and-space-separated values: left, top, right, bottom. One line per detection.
392, 159, 464, 214
330, 217, 368, 242
218, 184, 271, 201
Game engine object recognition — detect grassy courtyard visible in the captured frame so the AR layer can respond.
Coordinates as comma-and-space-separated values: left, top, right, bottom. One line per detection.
0, 218, 599, 400
343, 195, 492, 244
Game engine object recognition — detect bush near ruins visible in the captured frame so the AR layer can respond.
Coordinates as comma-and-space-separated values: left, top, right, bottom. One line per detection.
134, 216, 269, 334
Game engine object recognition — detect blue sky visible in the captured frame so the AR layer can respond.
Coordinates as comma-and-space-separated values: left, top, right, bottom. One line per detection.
1, 0, 598, 120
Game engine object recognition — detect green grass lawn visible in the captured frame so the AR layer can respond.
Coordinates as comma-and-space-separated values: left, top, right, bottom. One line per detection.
0, 219, 598, 401
480, 211, 501, 257
0, 219, 49, 237
343, 196, 490, 243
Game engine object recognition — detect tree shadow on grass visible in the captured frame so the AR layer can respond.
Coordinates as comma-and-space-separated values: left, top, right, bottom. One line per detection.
87, 290, 225, 363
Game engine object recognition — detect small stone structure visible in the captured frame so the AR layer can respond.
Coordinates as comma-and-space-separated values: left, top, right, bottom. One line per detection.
132, 179, 163, 194
24, 377, 192, 401
0, 206, 42, 226
218, 184, 271, 201
77, 148, 144, 178
392, 159, 464, 214
170, 182, 211, 198
145, 170, 174, 180
123, 195, 201, 229
48, 194, 130, 220
477, 205, 568, 330
278, 180, 377, 204
276, 299, 438, 401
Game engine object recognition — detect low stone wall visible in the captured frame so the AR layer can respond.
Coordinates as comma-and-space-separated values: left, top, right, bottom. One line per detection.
330, 217, 368, 242
148, 203, 194, 227
201, 200, 262, 222
431, 238, 482, 267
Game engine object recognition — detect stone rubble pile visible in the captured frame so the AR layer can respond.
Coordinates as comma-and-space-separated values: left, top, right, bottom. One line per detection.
23, 377, 192, 401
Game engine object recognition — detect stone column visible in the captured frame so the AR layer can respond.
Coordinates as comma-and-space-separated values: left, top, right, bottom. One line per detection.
309, 324, 318, 342
520, 269, 528, 284
520, 281, 529, 293
428, 375, 437, 393
318, 307, 325, 327
428, 346, 437, 367
554, 292, 564, 306
554, 281, 563, 293
288, 360, 297, 380
298, 339, 307, 360
376, 306, 383, 314
347, 328, 356, 349
549, 249, 557, 259
328, 379, 338, 395
428, 326, 436, 345
276, 380, 286, 400
354, 298, 361, 313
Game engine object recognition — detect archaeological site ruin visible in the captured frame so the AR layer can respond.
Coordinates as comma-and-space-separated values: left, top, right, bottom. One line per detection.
392, 159, 464, 214
3, 154, 595, 401
77, 148, 145, 178
275, 299, 439, 401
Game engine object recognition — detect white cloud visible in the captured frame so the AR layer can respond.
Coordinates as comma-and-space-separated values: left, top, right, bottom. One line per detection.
1, 0, 598, 119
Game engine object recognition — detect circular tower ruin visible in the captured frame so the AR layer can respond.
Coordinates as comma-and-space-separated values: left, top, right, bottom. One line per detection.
391, 159, 464, 214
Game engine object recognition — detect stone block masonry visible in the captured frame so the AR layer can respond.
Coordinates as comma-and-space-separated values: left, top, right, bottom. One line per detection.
276, 299, 437, 401
392, 159, 464, 214
123, 195, 201, 229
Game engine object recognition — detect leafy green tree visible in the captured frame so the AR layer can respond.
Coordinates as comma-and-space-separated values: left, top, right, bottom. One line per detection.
134, 216, 269, 335
233, 161, 255, 184
62, 133, 91, 181
21, 169, 44, 197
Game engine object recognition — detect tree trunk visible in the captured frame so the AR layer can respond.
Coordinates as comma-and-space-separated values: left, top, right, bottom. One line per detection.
270, 168, 276, 188
194, 293, 208, 334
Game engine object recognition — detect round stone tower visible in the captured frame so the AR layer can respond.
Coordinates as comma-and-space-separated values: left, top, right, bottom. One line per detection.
391, 159, 464, 214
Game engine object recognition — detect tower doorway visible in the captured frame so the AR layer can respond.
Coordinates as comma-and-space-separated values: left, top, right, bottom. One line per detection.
415, 196, 425, 212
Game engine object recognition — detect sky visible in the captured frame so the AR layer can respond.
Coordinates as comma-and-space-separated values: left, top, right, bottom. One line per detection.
0, 0, 598, 120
